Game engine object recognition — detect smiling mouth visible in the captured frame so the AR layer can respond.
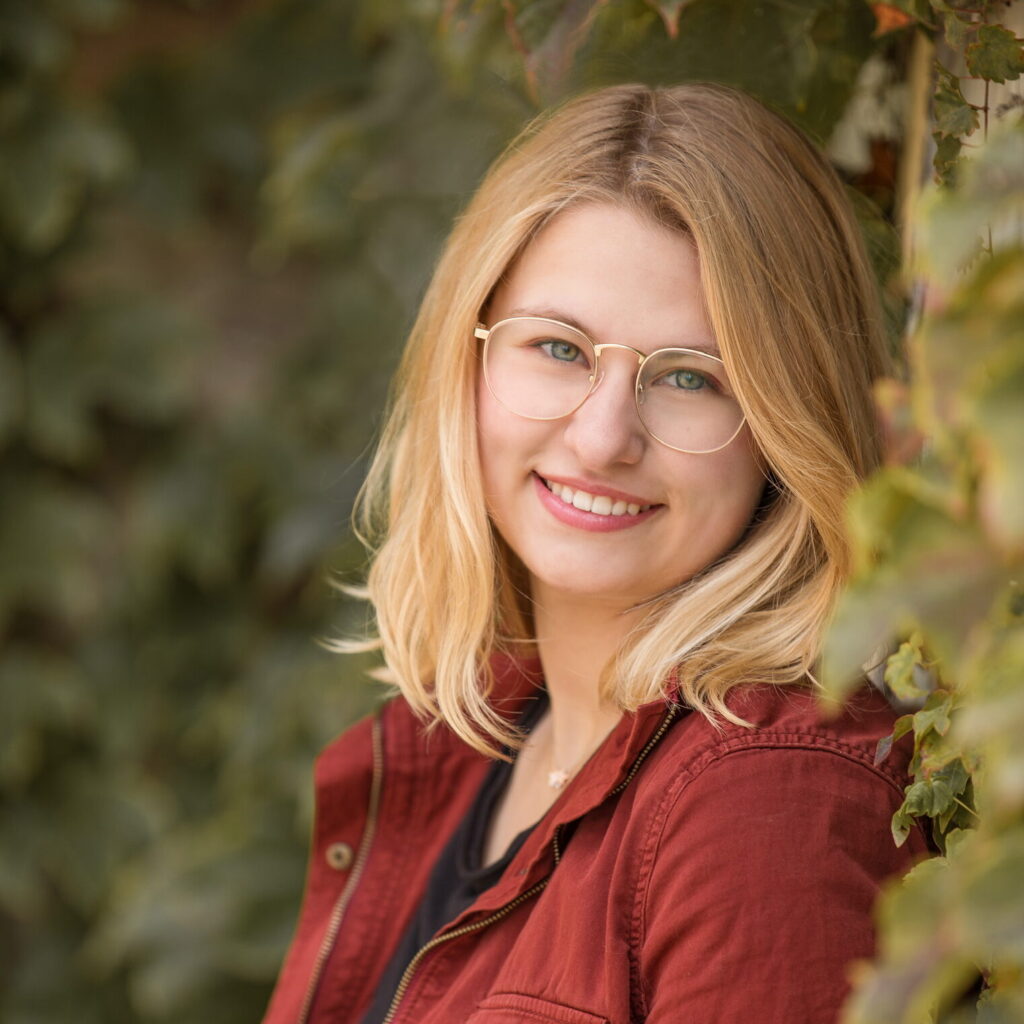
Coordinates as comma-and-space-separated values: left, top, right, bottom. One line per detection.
539, 476, 656, 517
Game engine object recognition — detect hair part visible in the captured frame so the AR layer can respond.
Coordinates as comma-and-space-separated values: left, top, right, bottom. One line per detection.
329, 82, 891, 757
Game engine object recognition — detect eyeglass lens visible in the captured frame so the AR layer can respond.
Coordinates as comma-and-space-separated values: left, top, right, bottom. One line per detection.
482, 317, 744, 454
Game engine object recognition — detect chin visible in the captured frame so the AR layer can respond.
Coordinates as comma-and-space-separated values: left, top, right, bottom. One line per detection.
530, 568, 674, 609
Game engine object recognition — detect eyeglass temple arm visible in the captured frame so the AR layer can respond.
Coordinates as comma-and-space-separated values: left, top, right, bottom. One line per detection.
474, 325, 489, 341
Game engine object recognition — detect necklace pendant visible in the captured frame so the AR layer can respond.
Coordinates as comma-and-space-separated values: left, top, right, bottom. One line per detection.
547, 768, 571, 790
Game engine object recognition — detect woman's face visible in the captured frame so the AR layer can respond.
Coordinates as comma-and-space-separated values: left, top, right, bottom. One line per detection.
477, 202, 766, 611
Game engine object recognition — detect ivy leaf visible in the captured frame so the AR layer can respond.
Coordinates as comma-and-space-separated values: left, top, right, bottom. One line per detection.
644, 0, 698, 39
914, 690, 954, 739
892, 799, 921, 846
917, 124, 1024, 286
933, 65, 979, 138
931, 757, 969, 796
903, 776, 957, 818
875, 713, 914, 766
965, 23, 1024, 84
510, 0, 609, 104
867, 0, 931, 26
972, 337, 1024, 556
942, 11, 975, 51
959, 826, 1024, 960
870, 4, 915, 35
884, 634, 929, 701
933, 130, 962, 185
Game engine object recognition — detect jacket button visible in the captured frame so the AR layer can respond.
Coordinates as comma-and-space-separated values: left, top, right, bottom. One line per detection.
325, 841, 354, 871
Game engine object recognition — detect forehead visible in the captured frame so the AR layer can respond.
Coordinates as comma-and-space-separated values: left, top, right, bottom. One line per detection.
490, 202, 716, 356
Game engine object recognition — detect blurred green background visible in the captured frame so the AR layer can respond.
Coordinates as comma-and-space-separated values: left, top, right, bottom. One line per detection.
0, 1, 960, 1020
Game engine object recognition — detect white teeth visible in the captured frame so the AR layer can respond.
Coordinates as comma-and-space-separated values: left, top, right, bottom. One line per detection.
542, 478, 652, 517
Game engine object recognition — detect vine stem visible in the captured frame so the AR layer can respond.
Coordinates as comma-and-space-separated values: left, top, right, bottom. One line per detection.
984, 79, 992, 254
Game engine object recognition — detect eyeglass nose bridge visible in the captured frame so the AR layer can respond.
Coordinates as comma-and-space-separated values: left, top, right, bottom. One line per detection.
587, 341, 646, 394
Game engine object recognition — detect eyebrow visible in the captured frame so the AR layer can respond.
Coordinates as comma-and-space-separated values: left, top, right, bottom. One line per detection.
507, 305, 722, 359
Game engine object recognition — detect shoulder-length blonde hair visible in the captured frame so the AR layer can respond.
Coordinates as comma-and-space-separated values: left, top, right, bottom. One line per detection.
338, 82, 890, 756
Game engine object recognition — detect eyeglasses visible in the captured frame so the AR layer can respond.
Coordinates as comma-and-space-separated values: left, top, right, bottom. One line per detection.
475, 316, 746, 455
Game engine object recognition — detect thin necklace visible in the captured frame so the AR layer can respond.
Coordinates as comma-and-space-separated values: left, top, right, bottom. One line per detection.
540, 713, 616, 790
547, 762, 579, 790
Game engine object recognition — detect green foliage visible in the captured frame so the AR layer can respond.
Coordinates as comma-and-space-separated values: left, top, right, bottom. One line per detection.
825, 104, 1024, 1024
0, 1, 883, 1020
933, 66, 978, 139
965, 24, 1024, 84
0, 1, 517, 1019
5, 0, 1010, 1021
445, 0, 878, 139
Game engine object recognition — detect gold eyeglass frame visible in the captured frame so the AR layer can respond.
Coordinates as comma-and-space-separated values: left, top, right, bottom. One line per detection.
474, 315, 746, 455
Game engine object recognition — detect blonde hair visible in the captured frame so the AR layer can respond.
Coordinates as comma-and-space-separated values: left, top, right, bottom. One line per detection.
336, 82, 890, 756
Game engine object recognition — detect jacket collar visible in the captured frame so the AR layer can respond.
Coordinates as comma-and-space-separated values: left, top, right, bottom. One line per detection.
424, 651, 684, 923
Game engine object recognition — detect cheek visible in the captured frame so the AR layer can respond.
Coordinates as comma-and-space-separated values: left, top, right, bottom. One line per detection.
476, 374, 531, 510
714, 434, 769, 530
669, 431, 766, 529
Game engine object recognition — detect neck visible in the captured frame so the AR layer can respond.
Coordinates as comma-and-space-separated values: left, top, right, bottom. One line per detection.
529, 585, 638, 775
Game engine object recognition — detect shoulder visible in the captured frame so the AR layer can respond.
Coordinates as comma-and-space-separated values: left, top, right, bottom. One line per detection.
629, 684, 928, 1020
314, 689, 487, 787
651, 680, 913, 795
630, 682, 921, 875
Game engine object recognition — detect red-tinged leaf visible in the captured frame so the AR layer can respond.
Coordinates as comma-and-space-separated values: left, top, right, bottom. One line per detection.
644, 0, 697, 39
871, 3, 915, 36
516, 0, 608, 103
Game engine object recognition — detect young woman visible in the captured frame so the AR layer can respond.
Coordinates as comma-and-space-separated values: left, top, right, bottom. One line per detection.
263, 82, 929, 1024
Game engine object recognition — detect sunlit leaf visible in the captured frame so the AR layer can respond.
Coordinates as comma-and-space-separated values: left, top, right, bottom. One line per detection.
884, 634, 929, 701
971, 339, 1024, 555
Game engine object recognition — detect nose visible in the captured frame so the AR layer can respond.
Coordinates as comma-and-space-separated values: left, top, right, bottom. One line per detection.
562, 354, 646, 469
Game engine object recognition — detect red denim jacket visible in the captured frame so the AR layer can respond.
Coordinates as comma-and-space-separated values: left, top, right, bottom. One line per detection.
263, 657, 928, 1024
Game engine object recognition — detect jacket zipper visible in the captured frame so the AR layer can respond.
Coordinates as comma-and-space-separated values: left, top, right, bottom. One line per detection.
381, 703, 681, 1024
381, 825, 565, 1024
296, 712, 385, 1024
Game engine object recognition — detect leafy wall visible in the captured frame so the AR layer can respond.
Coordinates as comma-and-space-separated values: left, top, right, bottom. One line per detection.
0, 1, 1020, 1022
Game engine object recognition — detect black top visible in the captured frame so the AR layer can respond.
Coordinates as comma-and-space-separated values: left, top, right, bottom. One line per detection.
359, 690, 550, 1024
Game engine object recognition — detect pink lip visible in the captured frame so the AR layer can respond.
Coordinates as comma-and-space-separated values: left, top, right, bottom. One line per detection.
532, 473, 662, 533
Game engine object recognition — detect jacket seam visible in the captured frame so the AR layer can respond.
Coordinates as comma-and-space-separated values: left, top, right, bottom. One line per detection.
627, 735, 914, 1020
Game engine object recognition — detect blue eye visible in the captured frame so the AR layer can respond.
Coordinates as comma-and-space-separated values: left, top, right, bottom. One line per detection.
539, 340, 583, 362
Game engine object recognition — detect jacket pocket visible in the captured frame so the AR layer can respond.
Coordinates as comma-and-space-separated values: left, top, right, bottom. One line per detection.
467, 992, 610, 1024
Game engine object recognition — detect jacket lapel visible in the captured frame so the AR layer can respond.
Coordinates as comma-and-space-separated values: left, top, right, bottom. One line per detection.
439, 668, 682, 922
